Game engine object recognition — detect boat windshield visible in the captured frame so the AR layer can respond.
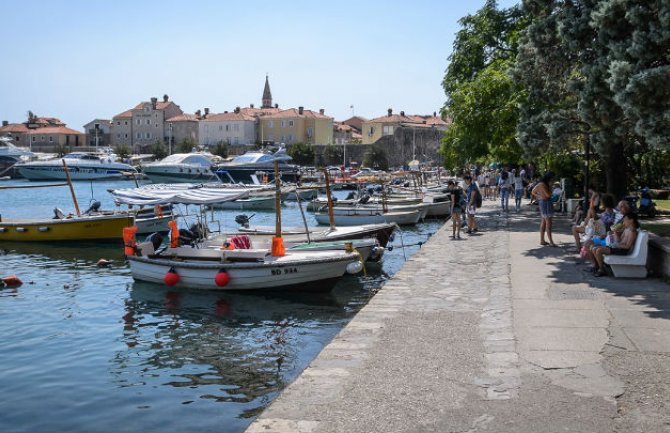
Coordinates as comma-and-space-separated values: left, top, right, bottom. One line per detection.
64, 153, 101, 161
158, 154, 213, 166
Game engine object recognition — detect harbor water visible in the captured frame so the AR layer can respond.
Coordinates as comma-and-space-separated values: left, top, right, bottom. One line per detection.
0, 179, 444, 433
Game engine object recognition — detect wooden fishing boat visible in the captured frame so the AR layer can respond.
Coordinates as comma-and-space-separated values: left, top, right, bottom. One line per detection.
313, 209, 422, 226
128, 244, 364, 291
0, 213, 134, 242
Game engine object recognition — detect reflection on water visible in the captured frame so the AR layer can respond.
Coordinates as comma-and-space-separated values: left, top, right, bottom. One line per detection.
0, 179, 444, 432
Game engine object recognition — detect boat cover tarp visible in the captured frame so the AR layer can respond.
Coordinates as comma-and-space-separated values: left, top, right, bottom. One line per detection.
108, 183, 251, 206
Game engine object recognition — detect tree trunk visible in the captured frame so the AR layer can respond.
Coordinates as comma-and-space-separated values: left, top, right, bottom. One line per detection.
604, 141, 628, 199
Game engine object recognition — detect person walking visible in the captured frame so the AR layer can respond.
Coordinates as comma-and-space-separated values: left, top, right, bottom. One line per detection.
464, 174, 479, 234
531, 171, 557, 246
512, 168, 524, 212
498, 169, 512, 212
448, 180, 464, 239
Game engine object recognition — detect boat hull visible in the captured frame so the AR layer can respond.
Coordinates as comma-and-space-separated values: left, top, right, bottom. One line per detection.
17, 165, 131, 181
142, 170, 219, 184
215, 167, 301, 185
313, 210, 421, 226
0, 214, 134, 242
238, 223, 397, 247
210, 196, 277, 210
127, 252, 357, 291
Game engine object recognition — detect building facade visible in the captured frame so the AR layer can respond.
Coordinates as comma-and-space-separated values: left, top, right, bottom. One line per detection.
198, 109, 257, 146
259, 107, 333, 146
83, 119, 111, 148
0, 116, 84, 152
110, 94, 184, 151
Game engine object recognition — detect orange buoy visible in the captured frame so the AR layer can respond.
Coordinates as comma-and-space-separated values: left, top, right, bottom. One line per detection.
271, 237, 285, 257
1, 275, 22, 287
214, 269, 230, 287
164, 266, 180, 286
123, 226, 138, 256
168, 220, 179, 248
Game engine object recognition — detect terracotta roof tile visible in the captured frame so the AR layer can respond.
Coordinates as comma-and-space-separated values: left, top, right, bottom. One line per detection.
263, 108, 332, 120
166, 113, 199, 122
133, 101, 173, 110
26, 126, 83, 135
0, 123, 29, 133
113, 109, 133, 119
201, 112, 256, 122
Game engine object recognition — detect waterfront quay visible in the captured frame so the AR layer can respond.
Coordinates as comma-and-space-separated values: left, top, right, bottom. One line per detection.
247, 201, 670, 433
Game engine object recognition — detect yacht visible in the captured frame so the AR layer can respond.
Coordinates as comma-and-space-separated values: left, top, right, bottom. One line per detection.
213, 146, 301, 184
140, 152, 220, 184
15, 151, 137, 181
0, 136, 35, 178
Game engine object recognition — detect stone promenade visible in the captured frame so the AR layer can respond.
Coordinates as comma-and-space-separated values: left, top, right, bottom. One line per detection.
247, 200, 670, 433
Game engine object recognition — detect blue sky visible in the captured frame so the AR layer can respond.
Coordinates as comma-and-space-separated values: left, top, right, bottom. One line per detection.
0, 0, 519, 130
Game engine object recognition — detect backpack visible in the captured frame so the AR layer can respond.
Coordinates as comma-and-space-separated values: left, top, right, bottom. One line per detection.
475, 186, 483, 208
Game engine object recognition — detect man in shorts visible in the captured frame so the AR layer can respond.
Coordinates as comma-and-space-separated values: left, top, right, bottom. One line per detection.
464, 175, 479, 234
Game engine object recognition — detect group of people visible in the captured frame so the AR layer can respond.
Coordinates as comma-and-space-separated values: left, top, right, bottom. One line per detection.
476, 167, 530, 213
570, 190, 640, 277
445, 168, 638, 277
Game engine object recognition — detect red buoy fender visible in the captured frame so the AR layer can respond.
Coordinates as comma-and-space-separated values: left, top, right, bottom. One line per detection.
1, 275, 23, 287
215, 269, 230, 287
164, 267, 180, 286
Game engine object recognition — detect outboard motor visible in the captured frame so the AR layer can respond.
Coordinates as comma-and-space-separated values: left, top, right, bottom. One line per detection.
83, 200, 102, 215
53, 207, 65, 219
145, 232, 163, 251
178, 228, 196, 246
234, 213, 254, 228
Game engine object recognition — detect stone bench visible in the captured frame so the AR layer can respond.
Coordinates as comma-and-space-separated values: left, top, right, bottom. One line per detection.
604, 230, 648, 278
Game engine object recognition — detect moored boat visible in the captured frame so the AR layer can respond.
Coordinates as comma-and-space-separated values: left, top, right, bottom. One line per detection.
15, 152, 137, 181
313, 209, 422, 226
0, 213, 134, 242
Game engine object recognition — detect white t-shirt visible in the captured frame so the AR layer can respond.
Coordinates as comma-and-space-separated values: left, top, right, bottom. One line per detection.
514, 174, 523, 189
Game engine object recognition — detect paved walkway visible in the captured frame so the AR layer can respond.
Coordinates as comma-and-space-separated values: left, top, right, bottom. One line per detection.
246, 200, 670, 433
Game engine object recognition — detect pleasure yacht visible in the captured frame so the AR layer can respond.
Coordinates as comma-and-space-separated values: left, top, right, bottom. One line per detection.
0, 136, 35, 178
213, 146, 301, 184
15, 151, 137, 181
140, 152, 220, 184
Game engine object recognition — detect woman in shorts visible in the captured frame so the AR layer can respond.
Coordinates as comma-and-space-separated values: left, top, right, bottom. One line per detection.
531, 171, 556, 246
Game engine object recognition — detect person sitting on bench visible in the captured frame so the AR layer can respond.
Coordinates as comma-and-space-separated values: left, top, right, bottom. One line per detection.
590, 213, 639, 277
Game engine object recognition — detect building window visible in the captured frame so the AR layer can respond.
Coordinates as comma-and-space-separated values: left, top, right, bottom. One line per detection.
31, 136, 35, 142
225, 125, 229, 131
145, 132, 151, 139
288, 134, 294, 142
124, 121, 128, 126
117, 134, 121, 138
144, 106, 150, 112
146, 119, 150, 125
124, 134, 128, 138
218, 125, 222, 131
288, 120, 294, 127
383, 125, 393, 135
136, 133, 141, 139
116, 121, 120, 125
368, 126, 375, 136
49, 136, 53, 142
41, 136, 45, 141
136, 119, 141, 125
267, 121, 273, 128
307, 127, 313, 137
281, 120, 286, 128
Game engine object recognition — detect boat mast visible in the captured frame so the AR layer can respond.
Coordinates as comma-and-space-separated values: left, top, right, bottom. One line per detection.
62, 159, 81, 216
323, 168, 335, 230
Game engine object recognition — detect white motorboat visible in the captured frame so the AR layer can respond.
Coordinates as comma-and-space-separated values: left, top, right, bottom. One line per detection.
212, 146, 301, 184
313, 209, 422, 226
15, 152, 137, 181
210, 194, 277, 210
127, 246, 363, 291
0, 136, 35, 178
141, 153, 220, 183
109, 181, 365, 291
235, 222, 397, 248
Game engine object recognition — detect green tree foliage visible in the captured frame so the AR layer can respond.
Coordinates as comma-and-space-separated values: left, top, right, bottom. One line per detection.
151, 139, 167, 160
114, 144, 131, 160
515, 0, 669, 195
211, 142, 229, 158
287, 142, 315, 166
178, 138, 196, 153
441, 1, 526, 169
322, 144, 343, 166
363, 144, 389, 171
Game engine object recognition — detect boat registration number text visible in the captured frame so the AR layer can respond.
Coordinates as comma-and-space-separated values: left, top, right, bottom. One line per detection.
271, 267, 298, 276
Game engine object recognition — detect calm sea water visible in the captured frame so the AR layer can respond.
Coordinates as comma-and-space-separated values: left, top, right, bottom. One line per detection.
0, 179, 444, 433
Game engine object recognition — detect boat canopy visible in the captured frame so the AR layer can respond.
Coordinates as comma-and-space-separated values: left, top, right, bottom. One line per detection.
109, 183, 250, 206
